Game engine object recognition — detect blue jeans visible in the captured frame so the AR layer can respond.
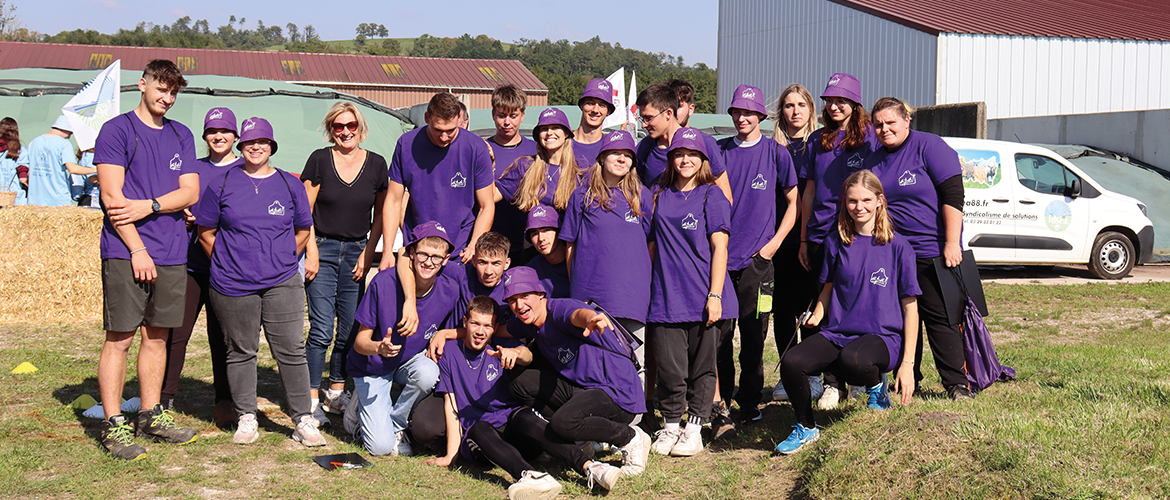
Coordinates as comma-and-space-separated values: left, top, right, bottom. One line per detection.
353, 351, 440, 455
305, 236, 366, 390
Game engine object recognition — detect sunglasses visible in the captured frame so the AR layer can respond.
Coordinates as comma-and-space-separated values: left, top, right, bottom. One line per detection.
331, 121, 359, 133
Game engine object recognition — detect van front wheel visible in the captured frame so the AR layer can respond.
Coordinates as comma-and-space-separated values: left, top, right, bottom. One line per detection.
1088, 231, 1134, 280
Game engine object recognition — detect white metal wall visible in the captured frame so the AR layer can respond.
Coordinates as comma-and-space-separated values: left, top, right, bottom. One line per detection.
937, 34, 1170, 119
717, 0, 937, 115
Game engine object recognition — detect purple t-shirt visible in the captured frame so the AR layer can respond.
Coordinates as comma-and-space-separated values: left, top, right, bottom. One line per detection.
507, 298, 645, 414
435, 336, 524, 461
717, 136, 798, 271
803, 127, 880, 245
488, 136, 539, 251
348, 269, 462, 377
95, 113, 198, 265
524, 255, 569, 299
186, 156, 244, 274
496, 156, 564, 209
388, 127, 493, 256
863, 131, 963, 259
560, 184, 653, 322
636, 131, 727, 188
445, 262, 512, 324
572, 136, 606, 171
195, 168, 313, 296
648, 184, 738, 323
818, 233, 921, 372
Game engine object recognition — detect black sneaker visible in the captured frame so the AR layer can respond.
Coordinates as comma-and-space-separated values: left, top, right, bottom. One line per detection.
636, 405, 661, 436
948, 385, 974, 401
137, 404, 198, 444
101, 415, 147, 461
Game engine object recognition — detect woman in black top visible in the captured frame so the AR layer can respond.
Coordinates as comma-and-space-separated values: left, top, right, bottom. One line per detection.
302, 102, 389, 423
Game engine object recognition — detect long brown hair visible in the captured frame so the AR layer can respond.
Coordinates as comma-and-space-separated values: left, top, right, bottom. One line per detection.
584, 151, 644, 216
653, 148, 716, 207
0, 117, 21, 160
819, 99, 871, 152
505, 127, 580, 211
838, 169, 894, 245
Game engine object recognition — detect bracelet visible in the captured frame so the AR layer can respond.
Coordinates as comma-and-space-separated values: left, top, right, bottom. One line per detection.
707, 292, 722, 300
130, 247, 147, 255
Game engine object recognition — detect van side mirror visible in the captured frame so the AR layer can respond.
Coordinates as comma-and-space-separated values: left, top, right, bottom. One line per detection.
1066, 179, 1082, 198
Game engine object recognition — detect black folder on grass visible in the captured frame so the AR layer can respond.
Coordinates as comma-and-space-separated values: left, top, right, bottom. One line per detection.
313, 453, 373, 471
932, 250, 988, 324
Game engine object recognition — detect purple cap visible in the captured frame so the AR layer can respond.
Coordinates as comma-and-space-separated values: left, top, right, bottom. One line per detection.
598, 130, 636, 160
404, 220, 454, 253
727, 84, 767, 116
667, 127, 708, 160
532, 108, 572, 141
821, 72, 863, 107
526, 204, 559, 233
578, 78, 616, 114
237, 117, 278, 155
503, 266, 546, 300
203, 107, 237, 135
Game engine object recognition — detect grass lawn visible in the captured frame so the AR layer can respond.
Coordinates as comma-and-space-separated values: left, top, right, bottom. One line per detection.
1, 282, 1168, 499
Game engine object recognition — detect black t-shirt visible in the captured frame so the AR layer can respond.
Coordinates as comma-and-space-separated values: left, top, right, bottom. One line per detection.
301, 147, 389, 239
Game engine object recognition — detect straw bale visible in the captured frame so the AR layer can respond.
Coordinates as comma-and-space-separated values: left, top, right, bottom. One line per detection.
0, 206, 104, 323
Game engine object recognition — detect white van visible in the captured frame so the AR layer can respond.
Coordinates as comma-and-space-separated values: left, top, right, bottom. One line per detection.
944, 137, 1155, 280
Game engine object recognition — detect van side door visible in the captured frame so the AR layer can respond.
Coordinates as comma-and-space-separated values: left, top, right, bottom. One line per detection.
1010, 153, 1090, 263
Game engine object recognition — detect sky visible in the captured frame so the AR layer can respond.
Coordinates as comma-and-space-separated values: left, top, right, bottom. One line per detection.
11, 0, 721, 67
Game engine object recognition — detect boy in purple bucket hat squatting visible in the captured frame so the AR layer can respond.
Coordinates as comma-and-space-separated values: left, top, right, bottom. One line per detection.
522, 204, 570, 298
573, 78, 615, 169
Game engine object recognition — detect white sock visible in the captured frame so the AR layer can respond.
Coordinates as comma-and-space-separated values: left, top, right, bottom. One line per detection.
683, 422, 701, 435
311, 398, 320, 409
325, 389, 343, 400
664, 422, 680, 432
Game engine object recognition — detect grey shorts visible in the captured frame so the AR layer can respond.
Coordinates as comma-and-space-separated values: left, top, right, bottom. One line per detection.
102, 259, 187, 332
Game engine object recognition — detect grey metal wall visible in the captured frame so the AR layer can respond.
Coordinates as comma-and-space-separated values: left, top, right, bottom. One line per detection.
718, 0, 937, 115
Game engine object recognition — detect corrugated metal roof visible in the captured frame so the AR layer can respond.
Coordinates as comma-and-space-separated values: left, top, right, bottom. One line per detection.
0, 41, 547, 91
833, 0, 1170, 41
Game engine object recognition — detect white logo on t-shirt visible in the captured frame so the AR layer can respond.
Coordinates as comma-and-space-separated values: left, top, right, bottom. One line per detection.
751, 174, 767, 190
870, 268, 889, 287
485, 363, 499, 381
450, 172, 466, 188
424, 324, 437, 340
847, 153, 863, 170
558, 347, 576, 365
169, 153, 182, 170
268, 201, 285, 216
681, 213, 698, 231
899, 170, 917, 187
624, 210, 639, 223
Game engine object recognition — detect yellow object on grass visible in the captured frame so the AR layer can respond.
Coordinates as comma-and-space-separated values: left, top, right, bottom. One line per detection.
10, 361, 38, 374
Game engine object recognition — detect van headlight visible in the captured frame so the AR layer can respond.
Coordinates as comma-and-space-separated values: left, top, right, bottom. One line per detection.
1138, 203, 1147, 216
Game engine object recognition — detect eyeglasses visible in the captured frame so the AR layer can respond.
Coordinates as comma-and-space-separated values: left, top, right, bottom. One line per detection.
639, 110, 666, 124
243, 139, 272, 148
825, 98, 854, 109
331, 121, 359, 133
413, 251, 447, 265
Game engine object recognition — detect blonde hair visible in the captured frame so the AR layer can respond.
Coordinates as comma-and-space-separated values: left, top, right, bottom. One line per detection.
584, 150, 643, 216
772, 84, 818, 147
838, 170, 895, 246
321, 102, 369, 144
506, 127, 580, 211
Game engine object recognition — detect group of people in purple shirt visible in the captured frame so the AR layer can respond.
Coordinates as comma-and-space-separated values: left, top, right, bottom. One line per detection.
93, 58, 970, 499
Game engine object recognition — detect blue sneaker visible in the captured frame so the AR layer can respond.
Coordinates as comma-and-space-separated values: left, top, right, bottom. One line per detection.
773, 423, 820, 455
866, 373, 891, 410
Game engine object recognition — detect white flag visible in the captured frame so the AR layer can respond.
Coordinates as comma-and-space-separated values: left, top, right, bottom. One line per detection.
627, 70, 638, 133
601, 67, 626, 131
62, 59, 121, 151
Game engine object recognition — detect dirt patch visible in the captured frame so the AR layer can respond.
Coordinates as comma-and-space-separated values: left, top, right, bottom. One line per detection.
1038, 307, 1169, 345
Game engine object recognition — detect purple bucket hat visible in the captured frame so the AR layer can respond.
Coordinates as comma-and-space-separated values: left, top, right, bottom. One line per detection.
727, 84, 767, 116
404, 220, 454, 254
598, 130, 636, 160
821, 72, 863, 107
667, 127, 708, 160
578, 78, 616, 114
203, 107, 238, 136
532, 108, 573, 140
237, 117, 278, 155
503, 266, 547, 300
526, 204, 559, 233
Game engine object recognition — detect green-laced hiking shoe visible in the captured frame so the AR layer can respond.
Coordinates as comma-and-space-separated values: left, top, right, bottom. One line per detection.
101, 415, 147, 461
137, 404, 198, 444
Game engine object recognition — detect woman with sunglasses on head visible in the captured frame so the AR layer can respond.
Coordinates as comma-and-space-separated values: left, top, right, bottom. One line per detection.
196, 117, 324, 447
301, 102, 389, 424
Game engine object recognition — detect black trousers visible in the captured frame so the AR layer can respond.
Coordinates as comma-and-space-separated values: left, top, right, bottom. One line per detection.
508, 363, 636, 446
163, 271, 229, 403
409, 393, 447, 448
772, 236, 817, 358
913, 258, 970, 391
780, 333, 889, 428
651, 321, 719, 424
718, 255, 773, 410
467, 408, 590, 480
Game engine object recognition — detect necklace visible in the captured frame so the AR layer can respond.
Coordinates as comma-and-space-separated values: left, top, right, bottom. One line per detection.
461, 343, 485, 370
245, 169, 272, 194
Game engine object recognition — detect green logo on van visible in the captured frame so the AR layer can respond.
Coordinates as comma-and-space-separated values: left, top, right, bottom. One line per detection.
959, 150, 1002, 189
1045, 200, 1072, 232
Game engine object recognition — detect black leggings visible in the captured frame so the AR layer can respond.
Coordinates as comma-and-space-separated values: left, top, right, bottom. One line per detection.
163, 271, 229, 403
508, 366, 635, 446
913, 258, 969, 391
467, 408, 591, 479
409, 393, 446, 449
780, 333, 889, 428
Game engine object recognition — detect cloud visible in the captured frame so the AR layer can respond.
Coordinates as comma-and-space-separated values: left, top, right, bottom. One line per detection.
169, 7, 187, 17
92, 0, 126, 9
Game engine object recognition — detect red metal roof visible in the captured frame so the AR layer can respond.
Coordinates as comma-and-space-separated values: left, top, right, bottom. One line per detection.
0, 41, 547, 91
833, 0, 1170, 41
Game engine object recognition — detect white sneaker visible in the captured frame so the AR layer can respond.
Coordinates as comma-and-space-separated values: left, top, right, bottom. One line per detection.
669, 429, 703, 457
391, 430, 413, 457
292, 414, 327, 447
312, 402, 330, 427
772, 380, 789, 401
233, 413, 259, 444
818, 386, 840, 410
507, 470, 562, 500
322, 389, 351, 415
617, 425, 650, 476
585, 461, 621, 491
651, 427, 681, 456
808, 376, 825, 401
343, 395, 360, 436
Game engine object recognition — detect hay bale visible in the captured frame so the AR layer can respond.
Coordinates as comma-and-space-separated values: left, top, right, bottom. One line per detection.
0, 206, 104, 323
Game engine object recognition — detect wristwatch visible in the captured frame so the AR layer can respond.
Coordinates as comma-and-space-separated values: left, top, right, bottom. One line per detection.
151, 198, 161, 213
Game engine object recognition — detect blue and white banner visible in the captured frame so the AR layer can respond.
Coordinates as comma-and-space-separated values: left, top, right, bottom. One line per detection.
62, 59, 121, 151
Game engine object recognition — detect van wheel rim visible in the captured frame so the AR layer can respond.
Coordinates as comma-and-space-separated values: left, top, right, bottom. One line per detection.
1099, 241, 1129, 274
